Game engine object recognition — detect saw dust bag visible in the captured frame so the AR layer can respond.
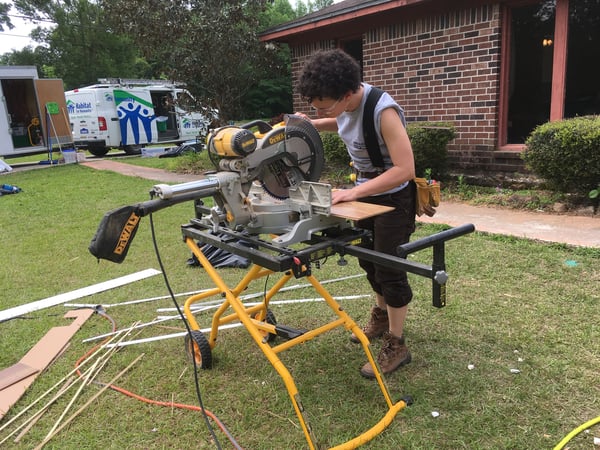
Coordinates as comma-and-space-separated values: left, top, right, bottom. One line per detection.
89, 205, 142, 263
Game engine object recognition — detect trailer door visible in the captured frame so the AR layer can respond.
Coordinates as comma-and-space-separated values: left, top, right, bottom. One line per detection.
0, 85, 13, 153
35, 79, 72, 147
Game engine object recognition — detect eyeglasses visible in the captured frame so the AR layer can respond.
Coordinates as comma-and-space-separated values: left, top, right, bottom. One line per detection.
310, 98, 342, 114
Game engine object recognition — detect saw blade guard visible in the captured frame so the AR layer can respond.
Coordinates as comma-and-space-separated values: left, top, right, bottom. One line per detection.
259, 114, 324, 199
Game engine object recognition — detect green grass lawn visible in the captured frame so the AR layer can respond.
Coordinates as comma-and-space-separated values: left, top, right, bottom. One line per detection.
0, 163, 598, 449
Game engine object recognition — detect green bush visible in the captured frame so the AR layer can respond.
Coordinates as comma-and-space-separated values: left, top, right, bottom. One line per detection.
407, 122, 455, 179
523, 115, 600, 194
320, 131, 351, 165
319, 122, 456, 180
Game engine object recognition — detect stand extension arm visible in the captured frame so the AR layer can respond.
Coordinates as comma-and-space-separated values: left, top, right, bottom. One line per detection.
398, 223, 475, 307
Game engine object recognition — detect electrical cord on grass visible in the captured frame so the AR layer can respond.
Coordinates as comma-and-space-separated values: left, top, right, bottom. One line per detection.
70, 214, 244, 450
75, 304, 243, 449
147, 211, 229, 450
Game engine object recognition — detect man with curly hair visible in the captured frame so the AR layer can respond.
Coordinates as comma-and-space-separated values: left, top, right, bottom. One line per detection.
297, 48, 416, 378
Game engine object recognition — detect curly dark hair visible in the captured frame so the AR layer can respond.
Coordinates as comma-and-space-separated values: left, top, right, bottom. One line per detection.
297, 49, 362, 102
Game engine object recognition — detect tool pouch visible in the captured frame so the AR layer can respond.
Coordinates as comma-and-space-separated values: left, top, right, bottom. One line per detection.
414, 177, 440, 217
89, 205, 142, 263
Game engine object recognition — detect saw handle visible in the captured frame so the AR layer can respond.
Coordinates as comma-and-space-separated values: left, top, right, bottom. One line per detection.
239, 119, 273, 134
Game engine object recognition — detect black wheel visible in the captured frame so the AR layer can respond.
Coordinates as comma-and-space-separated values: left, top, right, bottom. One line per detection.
88, 145, 109, 157
123, 145, 142, 155
184, 330, 212, 369
253, 309, 277, 343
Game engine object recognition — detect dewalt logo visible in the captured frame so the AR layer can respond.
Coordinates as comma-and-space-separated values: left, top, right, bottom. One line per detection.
268, 130, 285, 146
114, 212, 140, 255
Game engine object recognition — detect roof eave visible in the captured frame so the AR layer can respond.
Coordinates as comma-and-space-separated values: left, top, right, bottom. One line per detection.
260, 0, 431, 42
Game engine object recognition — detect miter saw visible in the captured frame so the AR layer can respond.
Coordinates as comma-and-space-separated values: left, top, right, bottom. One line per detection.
89, 114, 353, 263
151, 114, 350, 245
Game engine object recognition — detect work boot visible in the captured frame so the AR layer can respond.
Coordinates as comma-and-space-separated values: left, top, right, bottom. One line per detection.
350, 305, 389, 343
360, 332, 411, 379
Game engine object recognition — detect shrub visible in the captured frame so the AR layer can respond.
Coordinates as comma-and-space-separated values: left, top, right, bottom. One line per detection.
407, 122, 456, 179
320, 131, 351, 165
523, 115, 600, 195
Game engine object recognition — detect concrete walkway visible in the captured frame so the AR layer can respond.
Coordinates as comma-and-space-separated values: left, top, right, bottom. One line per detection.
418, 202, 599, 248
80, 159, 202, 183
11, 159, 599, 249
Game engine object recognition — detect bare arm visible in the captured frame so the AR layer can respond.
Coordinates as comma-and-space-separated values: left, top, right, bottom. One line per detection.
311, 117, 338, 132
294, 113, 338, 132
332, 108, 415, 204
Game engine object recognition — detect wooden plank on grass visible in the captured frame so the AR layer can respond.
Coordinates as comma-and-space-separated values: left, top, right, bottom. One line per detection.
0, 309, 95, 419
0, 363, 39, 391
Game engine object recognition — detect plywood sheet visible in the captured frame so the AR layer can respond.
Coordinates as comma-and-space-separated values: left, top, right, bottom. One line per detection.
330, 201, 394, 221
0, 309, 94, 419
35, 78, 71, 146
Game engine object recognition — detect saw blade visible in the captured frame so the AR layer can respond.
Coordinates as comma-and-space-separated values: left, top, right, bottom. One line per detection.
261, 115, 324, 199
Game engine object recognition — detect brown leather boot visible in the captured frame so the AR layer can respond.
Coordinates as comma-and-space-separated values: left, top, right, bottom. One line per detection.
350, 305, 389, 343
360, 332, 411, 379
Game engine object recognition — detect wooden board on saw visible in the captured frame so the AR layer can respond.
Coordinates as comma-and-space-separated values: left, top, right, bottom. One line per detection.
330, 201, 394, 221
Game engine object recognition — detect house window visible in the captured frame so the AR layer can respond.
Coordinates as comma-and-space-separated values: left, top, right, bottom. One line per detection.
564, 0, 600, 118
504, 0, 600, 145
506, 2, 555, 144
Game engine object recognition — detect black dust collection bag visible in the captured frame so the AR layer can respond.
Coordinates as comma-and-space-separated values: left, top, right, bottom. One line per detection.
89, 205, 142, 263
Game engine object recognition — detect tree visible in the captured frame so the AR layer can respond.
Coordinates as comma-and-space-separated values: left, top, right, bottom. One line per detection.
0, 46, 54, 76
11, 0, 149, 88
101, 0, 278, 122
0, 2, 12, 31
242, 0, 334, 119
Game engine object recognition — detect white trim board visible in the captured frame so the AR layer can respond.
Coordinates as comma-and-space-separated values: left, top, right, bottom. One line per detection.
0, 269, 161, 322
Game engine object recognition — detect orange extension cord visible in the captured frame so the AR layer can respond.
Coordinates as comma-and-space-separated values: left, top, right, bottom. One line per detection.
75, 308, 243, 450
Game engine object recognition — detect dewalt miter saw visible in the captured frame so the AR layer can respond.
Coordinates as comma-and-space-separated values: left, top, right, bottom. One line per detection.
89, 115, 348, 263
88, 113, 475, 450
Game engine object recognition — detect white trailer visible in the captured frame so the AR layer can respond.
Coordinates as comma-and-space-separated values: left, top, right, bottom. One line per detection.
0, 66, 71, 159
65, 79, 217, 156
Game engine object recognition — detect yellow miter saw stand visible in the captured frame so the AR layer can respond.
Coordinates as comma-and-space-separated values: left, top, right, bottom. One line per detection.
89, 115, 474, 449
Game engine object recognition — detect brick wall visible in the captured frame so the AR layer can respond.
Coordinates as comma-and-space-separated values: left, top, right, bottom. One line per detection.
291, 3, 527, 174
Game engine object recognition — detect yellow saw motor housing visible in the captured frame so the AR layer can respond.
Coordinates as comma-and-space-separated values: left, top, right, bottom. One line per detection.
207, 126, 257, 157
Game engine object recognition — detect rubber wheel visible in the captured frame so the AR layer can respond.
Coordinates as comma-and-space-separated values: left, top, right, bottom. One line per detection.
89, 146, 109, 157
253, 309, 277, 343
184, 330, 212, 369
123, 145, 142, 155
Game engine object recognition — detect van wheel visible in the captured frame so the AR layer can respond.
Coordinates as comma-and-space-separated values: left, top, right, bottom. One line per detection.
124, 145, 142, 155
89, 146, 108, 157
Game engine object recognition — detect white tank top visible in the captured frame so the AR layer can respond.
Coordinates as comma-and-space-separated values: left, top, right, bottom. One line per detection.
336, 83, 408, 193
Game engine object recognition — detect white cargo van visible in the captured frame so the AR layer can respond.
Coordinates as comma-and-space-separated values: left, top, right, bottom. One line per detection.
0, 66, 71, 158
65, 79, 217, 156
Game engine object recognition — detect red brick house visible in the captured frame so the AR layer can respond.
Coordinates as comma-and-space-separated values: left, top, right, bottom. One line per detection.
260, 0, 599, 175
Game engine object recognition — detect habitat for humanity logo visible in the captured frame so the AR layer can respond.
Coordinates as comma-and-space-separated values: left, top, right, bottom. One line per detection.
114, 89, 156, 145
67, 99, 92, 114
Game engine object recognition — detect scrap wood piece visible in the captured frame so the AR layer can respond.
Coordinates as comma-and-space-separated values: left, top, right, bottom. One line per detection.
0, 363, 39, 391
0, 308, 95, 420
0, 330, 122, 438
0, 268, 161, 323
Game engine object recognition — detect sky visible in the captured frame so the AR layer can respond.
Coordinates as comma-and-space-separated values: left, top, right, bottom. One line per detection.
0, 8, 48, 55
